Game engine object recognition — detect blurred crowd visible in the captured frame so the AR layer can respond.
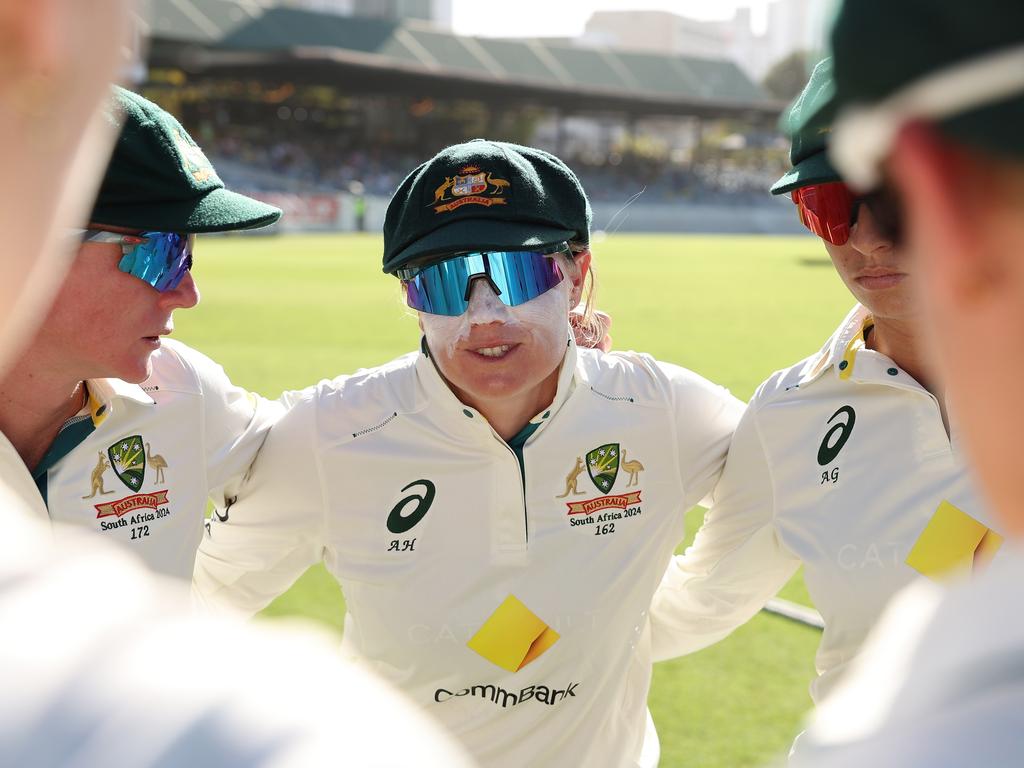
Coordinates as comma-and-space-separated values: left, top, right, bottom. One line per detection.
181, 111, 783, 204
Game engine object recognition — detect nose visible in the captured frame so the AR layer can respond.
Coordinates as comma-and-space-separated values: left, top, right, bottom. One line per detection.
160, 269, 200, 310
464, 276, 508, 324
848, 203, 894, 256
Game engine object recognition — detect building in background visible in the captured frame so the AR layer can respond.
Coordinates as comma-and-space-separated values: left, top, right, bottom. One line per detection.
142, 0, 795, 234
276, 0, 451, 26
582, 0, 822, 80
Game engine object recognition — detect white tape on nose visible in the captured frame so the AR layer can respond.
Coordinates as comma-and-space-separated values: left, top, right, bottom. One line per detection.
419, 269, 570, 360
465, 278, 516, 325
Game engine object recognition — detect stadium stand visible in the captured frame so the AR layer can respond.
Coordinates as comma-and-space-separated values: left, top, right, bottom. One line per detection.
138, 0, 800, 233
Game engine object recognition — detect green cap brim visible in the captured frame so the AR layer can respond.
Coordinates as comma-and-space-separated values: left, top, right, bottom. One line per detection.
91, 187, 281, 233
770, 150, 841, 195
384, 219, 577, 273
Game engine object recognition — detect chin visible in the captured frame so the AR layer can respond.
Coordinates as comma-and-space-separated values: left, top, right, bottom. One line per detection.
461, 373, 532, 400
116, 355, 156, 384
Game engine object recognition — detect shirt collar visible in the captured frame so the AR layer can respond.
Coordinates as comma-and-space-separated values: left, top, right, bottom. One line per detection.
83, 377, 155, 427
799, 304, 875, 386
414, 330, 580, 436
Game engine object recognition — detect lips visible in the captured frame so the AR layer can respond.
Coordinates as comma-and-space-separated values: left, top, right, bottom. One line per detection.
855, 267, 906, 290
460, 336, 522, 361
142, 327, 172, 342
857, 266, 903, 278
475, 344, 513, 358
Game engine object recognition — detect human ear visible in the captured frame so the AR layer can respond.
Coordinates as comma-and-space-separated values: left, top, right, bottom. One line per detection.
569, 250, 591, 307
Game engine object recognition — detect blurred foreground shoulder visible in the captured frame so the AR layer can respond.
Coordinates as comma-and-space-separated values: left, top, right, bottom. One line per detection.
792, 545, 1024, 767
1, 510, 476, 768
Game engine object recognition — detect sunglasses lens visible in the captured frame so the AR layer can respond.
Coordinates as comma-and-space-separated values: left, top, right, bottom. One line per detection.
403, 255, 481, 316
485, 250, 565, 307
402, 248, 565, 316
118, 232, 194, 291
861, 185, 904, 245
793, 183, 856, 245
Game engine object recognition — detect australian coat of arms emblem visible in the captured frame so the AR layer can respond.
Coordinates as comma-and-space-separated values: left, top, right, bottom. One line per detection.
429, 165, 510, 213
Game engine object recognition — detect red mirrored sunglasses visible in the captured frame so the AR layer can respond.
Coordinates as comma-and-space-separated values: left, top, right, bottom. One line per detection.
791, 182, 902, 246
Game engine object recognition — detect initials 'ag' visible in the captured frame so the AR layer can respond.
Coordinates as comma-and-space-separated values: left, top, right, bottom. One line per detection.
817, 406, 856, 466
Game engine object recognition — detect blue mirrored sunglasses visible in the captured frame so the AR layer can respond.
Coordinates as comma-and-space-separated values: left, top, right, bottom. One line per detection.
397, 243, 569, 316
81, 229, 194, 292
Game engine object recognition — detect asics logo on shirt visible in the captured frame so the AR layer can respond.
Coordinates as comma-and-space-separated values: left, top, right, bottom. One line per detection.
817, 405, 856, 466
387, 479, 436, 534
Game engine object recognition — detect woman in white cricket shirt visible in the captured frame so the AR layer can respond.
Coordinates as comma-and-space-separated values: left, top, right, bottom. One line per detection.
195, 139, 743, 767
648, 59, 1005, 746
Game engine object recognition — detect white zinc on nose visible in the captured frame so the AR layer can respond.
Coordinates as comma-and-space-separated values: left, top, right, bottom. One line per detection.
465, 277, 517, 326
418, 277, 520, 358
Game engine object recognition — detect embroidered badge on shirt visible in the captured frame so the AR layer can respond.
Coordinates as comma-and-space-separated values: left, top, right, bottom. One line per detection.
587, 443, 619, 493
108, 435, 146, 491
556, 457, 587, 498
81, 451, 116, 499
560, 445, 645, 526
145, 441, 169, 484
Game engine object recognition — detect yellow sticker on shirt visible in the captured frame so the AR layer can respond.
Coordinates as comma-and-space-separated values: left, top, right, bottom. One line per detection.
467, 594, 560, 673
906, 500, 1004, 580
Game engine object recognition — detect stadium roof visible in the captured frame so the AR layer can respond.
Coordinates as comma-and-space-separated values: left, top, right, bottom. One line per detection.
147, 0, 783, 120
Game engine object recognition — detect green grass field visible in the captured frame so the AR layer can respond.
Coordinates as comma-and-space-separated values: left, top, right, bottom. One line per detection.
175, 232, 853, 768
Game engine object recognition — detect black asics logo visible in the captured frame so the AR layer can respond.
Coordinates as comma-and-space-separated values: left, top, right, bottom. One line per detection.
817, 406, 856, 466
387, 479, 436, 534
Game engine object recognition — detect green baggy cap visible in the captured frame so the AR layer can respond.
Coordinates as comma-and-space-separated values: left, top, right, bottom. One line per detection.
805, 0, 1024, 180
382, 139, 591, 274
771, 58, 842, 195
90, 87, 281, 233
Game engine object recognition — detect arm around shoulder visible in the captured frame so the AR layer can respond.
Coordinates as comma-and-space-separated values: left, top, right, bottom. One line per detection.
163, 341, 290, 505
661, 361, 745, 508
650, 390, 800, 661
193, 391, 327, 616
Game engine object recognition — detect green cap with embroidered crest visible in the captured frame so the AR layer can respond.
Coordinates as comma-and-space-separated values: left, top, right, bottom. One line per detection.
771, 58, 841, 195
89, 87, 281, 233
807, 0, 1024, 188
382, 139, 591, 274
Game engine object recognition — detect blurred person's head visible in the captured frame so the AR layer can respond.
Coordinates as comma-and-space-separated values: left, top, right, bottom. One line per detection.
23, 87, 282, 385
382, 140, 597, 418
0, 0, 132, 373
822, 0, 1024, 531
772, 59, 909, 325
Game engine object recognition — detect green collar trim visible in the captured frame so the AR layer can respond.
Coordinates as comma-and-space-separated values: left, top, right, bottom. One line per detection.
508, 420, 541, 451
33, 417, 96, 507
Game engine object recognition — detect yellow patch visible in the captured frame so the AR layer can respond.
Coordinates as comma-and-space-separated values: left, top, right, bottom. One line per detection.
87, 386, 108, 427
905, 500, 1004, 580
838, 316, 872, 380
467, 594, 560, 673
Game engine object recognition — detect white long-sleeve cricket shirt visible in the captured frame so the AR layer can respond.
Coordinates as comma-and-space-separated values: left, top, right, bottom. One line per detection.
195, 339, 743, 768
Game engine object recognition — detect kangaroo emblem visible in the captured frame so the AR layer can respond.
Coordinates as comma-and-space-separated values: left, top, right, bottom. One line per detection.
429, 176, 454, 206
621, 450, 645, 487
556, 457, 588, 498
486, 171, 510, 194
82, 452, 115, 499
